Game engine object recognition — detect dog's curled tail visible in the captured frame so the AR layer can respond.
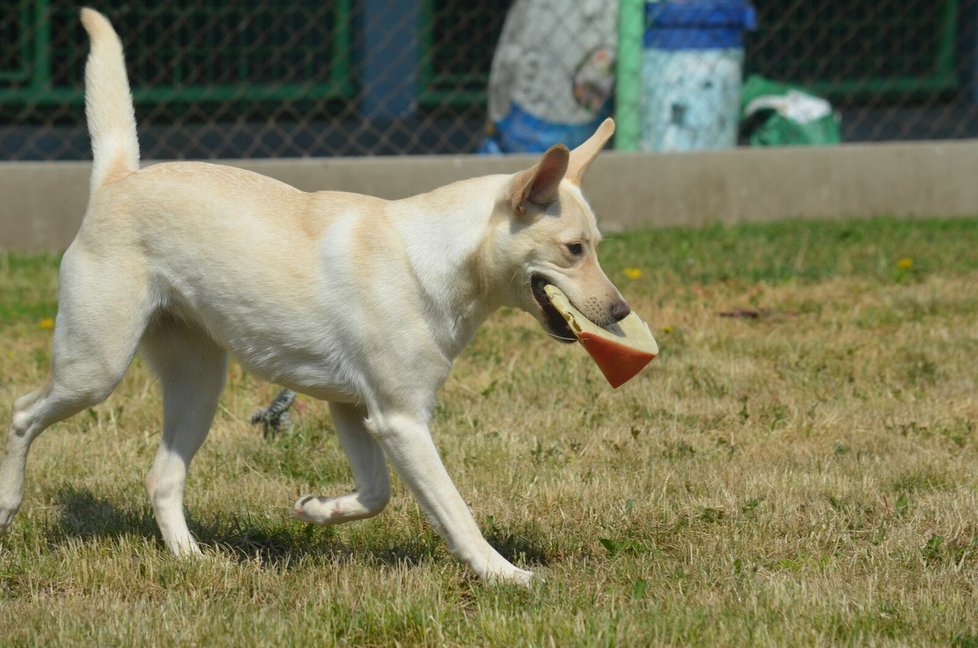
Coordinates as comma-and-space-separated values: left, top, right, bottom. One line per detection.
80, 8, 139, 190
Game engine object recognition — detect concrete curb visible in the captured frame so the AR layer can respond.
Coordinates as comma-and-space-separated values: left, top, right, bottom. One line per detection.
2, 140, 977, 252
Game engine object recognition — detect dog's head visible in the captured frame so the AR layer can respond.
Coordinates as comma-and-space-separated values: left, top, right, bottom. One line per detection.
492, 118, 630, 342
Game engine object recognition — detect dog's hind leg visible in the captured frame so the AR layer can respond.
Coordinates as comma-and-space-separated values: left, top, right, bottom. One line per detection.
292, 402, 391, 525
0, 245, 153, 535
140, 317, 227, 555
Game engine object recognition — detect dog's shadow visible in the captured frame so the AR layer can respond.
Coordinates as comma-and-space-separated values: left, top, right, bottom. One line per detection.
49, 486, 551, 569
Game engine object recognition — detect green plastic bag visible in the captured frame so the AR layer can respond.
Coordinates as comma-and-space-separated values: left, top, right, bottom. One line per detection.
740, 75, 841, 146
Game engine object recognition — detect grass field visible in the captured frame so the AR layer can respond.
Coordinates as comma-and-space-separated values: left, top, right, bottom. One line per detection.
2, 216, 978, 646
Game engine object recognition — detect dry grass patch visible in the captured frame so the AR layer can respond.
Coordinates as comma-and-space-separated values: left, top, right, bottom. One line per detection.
2, 217, 978, 646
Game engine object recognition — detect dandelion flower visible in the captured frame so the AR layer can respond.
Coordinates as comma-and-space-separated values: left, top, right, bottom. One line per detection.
38, 317, 54, 330
896, 257, 913, 270
623, 267, 643, 280
662, 325, 673, 334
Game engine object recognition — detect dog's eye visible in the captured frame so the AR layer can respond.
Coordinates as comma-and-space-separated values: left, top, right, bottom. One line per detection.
566, 242, 584, 256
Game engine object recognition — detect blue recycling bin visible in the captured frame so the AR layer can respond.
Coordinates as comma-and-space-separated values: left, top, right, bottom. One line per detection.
640, 1, 757, 152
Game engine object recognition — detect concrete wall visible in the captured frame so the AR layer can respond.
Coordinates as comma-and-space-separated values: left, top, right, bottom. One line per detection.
3, 140, 978, 252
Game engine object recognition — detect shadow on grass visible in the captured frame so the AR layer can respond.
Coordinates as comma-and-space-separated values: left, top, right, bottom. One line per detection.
484, 521, 552, 567
51, 485, 159, 541
48, 486, 552, 570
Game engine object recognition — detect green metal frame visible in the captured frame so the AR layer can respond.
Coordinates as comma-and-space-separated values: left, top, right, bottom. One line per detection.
2, 0, 962, 117
0, 1, 35, 82
746, 0, 960, 100
417, 0, 489, 106
0, 0, 354, 107
797, 0, 959, 99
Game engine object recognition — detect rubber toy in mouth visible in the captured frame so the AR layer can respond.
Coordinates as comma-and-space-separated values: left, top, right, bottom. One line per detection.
543, 284, 658, 388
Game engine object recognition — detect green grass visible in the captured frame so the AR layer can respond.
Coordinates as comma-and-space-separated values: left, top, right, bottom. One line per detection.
2, 216, 978, 646
0, 252, 61, 324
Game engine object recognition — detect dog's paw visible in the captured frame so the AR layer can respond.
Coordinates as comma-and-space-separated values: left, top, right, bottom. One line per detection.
486, 566, 535, 588
162, 532, 203, 557
292, 492, 386, 526
291, 494, 342, 525
0, 499, 20, 536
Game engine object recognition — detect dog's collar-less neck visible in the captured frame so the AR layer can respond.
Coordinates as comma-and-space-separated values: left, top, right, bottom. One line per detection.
390, 185, 503, 360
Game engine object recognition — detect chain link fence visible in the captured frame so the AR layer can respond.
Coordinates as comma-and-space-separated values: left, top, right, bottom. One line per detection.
2, 0, 977, 161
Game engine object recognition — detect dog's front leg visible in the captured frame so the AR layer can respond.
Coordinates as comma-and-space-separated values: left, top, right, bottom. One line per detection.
365, 411, 533, 586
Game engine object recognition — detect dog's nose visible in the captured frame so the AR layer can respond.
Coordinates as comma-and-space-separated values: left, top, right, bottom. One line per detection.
610, 300, 631, 322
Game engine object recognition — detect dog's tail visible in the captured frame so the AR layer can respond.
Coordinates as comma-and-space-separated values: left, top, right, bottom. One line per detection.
80, 8, 139, 190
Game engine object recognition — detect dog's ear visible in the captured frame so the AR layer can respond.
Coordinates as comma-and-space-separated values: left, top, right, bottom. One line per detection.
566, 118, 615, 185
510, 144, 569, 216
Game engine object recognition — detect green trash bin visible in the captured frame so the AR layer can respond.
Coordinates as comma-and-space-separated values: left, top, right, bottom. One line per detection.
739, 75, 841, 146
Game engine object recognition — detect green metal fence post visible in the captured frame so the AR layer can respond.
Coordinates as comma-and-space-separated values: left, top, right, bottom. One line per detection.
31, 0, 51, 90
615, 0, 645, 151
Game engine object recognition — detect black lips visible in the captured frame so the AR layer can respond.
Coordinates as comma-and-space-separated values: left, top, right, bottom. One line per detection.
531, 275, 576, 343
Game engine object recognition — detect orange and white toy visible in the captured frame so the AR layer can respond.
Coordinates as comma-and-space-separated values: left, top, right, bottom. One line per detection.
544, 285, 658, 388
